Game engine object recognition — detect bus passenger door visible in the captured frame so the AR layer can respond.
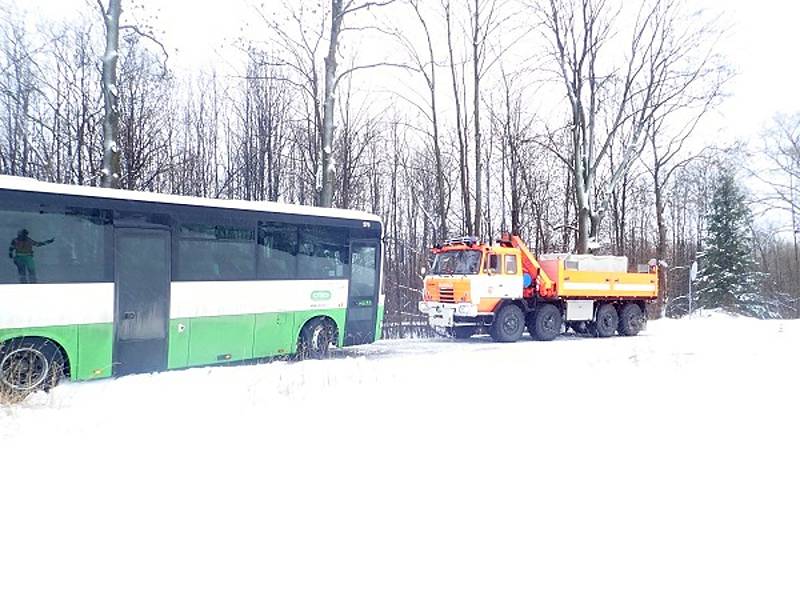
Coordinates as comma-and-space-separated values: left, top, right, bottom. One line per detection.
113, 228, 171, 376
344, 240, 379, 346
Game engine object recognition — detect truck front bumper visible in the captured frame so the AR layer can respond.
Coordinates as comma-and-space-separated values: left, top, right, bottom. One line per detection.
418, 301, 480, 327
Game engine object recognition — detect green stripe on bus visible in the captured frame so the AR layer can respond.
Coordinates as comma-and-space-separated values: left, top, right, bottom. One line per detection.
2, 308, 350, 381
167, 309, 347, 368
376, 304, 385, 340
77, 323, 114, 380
0, 323, 113, 382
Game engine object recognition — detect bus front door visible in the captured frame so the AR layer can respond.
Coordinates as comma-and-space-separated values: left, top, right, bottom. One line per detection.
344, 240, 380, 346
113, 228, 171, 376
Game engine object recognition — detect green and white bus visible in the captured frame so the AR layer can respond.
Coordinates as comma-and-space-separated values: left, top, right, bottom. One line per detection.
0, 176, 384, 394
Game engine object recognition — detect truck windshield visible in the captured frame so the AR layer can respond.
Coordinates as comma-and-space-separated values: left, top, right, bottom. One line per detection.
431, 250, 482, 275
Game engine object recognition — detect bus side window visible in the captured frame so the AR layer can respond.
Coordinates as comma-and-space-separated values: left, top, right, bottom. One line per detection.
177, 222, 255, 281
504, 255, 518, 275
257, 222, 298, 279
0, 204, 111, 284
298, 226, 349, 279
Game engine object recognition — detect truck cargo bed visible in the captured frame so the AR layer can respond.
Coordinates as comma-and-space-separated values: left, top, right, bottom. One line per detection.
538, 257, 657, 299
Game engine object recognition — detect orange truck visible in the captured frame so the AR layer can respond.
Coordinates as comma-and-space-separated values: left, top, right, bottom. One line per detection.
418, 234, 658, 342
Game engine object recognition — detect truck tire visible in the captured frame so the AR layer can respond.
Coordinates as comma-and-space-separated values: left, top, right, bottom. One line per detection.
618, 303, 644, 336
490, 304, 525, 343
528, 304, 562, 341
594, 303, 619, 338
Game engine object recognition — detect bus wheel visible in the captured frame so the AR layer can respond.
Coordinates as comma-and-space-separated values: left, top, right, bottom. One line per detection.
0, 338, 66, 400
298, 318, 336, 360
490, 304, 525, 343
528, 304, 562, 341
618, 303, 644, 336
594, 303, 619, 338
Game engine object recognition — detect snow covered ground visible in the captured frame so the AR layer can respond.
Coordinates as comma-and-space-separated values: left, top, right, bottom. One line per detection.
2, 313, 799, 600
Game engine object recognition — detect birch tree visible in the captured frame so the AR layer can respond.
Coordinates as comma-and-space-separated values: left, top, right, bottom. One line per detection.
98, 0, 121, 188
318, 0, 401, 207
259, 0, 399, 208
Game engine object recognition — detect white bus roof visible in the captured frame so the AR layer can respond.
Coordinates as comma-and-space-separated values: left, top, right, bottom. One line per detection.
0, 175, 381, 223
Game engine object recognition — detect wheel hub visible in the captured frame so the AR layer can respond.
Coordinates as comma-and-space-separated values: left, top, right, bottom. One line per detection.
503, 315, 520, 334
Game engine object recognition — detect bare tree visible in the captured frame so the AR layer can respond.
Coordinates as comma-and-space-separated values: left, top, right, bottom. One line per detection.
641, 8, 727, 314
539, 0, 710, 253
395, 0, 448, 239
468, 0, 512, 237
98, 0, 121, 188
97, 0, 167, 189
0, 9, 40, 178
443, 0, 472, 234
322, 1, 403, 207
757, 113, 800, 298
758, 114, 800, 215
258, 0, 400, 207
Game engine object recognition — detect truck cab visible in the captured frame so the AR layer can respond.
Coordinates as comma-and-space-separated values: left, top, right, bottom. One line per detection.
419, 238, 522, 333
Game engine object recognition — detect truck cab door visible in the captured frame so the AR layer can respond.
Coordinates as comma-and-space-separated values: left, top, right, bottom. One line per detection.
501, 254, 524, 297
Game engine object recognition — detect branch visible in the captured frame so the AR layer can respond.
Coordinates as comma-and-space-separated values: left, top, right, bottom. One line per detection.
335, 61, 415, 88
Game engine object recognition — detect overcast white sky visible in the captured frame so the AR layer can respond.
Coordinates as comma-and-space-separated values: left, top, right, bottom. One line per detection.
26, 0, 800, 143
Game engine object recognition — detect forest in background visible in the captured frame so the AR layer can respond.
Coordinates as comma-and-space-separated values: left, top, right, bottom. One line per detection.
1, 0, 799, 330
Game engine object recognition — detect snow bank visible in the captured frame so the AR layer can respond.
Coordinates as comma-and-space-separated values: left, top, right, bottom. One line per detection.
1, 314, 799, 599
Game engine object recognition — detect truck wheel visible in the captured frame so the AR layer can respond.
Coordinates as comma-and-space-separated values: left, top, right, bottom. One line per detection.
594, 303, 619, 338
528, 304, 562, 341
452, 326, 476, 340
490, 304, 525, 343
618, 303, 644, 336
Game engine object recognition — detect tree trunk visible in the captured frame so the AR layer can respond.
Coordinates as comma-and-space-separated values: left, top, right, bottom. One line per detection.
445, 1, 471, 235
472, 0, 481, 238
100, 0, 121, 189
319, 1, 342, 208
654, 169, 668, 317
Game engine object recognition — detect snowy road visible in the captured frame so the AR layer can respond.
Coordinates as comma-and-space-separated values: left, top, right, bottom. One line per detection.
2, 314, 799, 600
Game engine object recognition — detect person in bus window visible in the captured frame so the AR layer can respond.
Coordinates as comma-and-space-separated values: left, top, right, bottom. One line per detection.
8, 229, 54, 283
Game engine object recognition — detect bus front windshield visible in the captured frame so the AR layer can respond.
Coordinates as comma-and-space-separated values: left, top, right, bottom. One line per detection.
431, 250, 482, 275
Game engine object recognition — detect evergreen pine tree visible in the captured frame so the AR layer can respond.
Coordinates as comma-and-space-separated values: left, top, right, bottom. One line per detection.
695, 169, 770, 317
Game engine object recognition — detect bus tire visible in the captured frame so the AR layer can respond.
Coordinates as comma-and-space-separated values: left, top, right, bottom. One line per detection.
490, 304, 525, 343
452, 326, 476, 340
297, 318, 336, 360
618, 303, 644, 336
0, 337, 67, 400
528, 304, 562, 341
594, 303, 619, 338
